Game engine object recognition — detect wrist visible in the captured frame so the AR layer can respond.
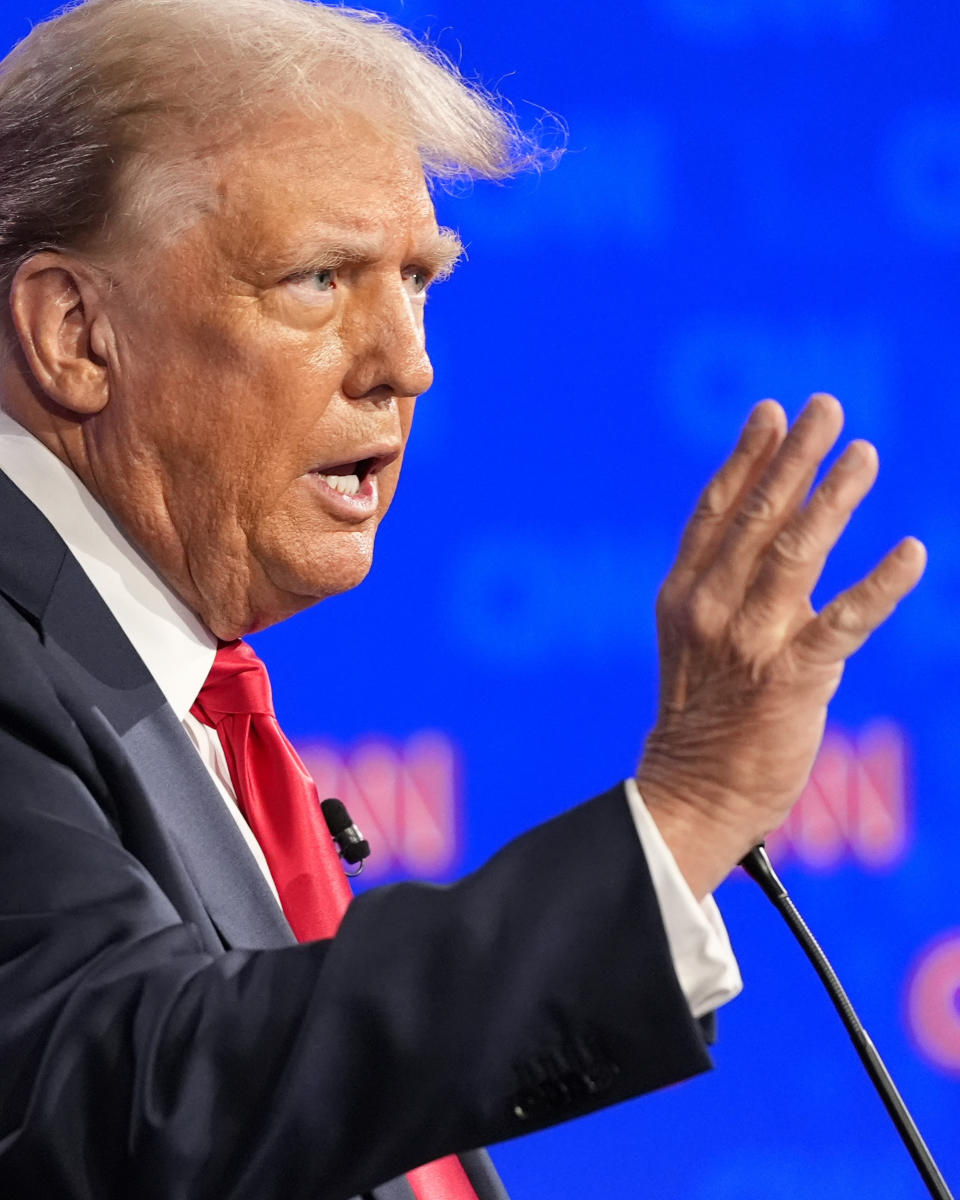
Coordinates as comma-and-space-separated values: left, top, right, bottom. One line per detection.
634, 766, 757, 900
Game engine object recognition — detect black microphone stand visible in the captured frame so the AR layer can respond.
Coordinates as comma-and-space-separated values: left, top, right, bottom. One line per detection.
741, 845, 954, 1200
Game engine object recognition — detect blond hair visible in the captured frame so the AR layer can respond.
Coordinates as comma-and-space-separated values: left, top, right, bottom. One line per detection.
0, 0, 546, 298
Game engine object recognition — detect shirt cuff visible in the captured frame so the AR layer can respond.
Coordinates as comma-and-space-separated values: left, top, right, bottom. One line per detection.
623, 777, 743, 1020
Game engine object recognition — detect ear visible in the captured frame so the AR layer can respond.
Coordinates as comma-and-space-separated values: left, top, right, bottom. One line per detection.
8, 253, 113, 415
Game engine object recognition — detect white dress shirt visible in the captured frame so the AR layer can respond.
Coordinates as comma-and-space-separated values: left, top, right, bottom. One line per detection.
0, 408, 741, 1018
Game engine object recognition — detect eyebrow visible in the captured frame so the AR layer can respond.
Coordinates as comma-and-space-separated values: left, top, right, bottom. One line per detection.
277, 226, 465, 282
420, 227, 465, 280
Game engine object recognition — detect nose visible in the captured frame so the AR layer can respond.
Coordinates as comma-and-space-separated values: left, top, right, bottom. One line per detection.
340, 281, 434, 404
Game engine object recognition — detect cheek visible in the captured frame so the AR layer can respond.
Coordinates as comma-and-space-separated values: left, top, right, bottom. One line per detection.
186, 348, 343, 504
305, 331, 346, 376
399, 395, 417, 438
378, 402, 416, 513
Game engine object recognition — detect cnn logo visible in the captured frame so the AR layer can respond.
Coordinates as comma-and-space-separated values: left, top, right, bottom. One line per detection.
766, 720, 910, 870
297, 732, 462, 880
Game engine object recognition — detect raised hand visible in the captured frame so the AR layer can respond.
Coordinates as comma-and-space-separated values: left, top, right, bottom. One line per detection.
636, 393, 926, 899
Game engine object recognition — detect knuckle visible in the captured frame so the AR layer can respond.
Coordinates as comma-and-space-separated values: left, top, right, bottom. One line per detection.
686, 587, 728, 641
655, 580, 677, 619
657, 576, 693, 625
728, 610, 776, 665
824, 599, 862, 634
694, 479, 728, 521
736, 487, 777, 526
736, 589, 779, 633
768, 527, 810, 569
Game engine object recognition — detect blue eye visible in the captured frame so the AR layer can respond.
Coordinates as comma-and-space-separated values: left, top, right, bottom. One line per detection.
310, 268, 337, 291
404, 269, 429, 295
284, 267, 339, 304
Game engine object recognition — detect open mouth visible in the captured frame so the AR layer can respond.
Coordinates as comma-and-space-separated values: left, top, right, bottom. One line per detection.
308, 443, 400, 507
310, 456, 379, 498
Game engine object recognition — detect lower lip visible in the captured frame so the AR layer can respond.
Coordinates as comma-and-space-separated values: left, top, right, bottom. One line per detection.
306, 471, 380, 520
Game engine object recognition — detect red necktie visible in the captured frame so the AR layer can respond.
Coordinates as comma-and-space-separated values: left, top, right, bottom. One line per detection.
191, 640, 476, 1200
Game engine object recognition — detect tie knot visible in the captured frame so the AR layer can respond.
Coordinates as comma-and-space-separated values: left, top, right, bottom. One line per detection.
194, 639, 275, 720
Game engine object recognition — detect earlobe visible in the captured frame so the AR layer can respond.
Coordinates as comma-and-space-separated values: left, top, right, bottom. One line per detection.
9, 253, 111, 415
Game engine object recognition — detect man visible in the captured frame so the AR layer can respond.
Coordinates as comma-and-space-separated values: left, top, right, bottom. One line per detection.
0, 1, 925, 1198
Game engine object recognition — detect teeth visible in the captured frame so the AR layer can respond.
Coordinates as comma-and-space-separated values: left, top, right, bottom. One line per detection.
317, 472, 361, 496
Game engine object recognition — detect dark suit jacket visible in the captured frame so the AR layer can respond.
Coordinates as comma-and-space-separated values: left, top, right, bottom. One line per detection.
0, 469, 713, 1200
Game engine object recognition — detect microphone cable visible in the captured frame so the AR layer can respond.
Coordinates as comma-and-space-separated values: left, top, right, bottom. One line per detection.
741, 844, 954, 1200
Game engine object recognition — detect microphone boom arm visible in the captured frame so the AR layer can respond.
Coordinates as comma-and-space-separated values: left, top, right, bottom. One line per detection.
740, 845, 954, 1200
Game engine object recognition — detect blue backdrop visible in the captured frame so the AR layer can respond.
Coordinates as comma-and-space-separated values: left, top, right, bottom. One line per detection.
3, 1, 958, 1196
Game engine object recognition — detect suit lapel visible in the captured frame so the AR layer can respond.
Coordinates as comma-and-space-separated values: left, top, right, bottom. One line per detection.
0, 471, 294, 951
44, 551, 296, 951
121, 703, 296, 949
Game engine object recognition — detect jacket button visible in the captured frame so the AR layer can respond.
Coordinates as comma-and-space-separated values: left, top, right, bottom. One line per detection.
511, 1089, 541, 1121
582, 1061, 618, 1094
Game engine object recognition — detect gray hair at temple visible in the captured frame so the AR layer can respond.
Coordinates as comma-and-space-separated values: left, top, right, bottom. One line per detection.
0, 0, 546, 314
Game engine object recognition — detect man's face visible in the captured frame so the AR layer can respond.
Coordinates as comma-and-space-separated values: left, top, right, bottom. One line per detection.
87, 110, 458, 638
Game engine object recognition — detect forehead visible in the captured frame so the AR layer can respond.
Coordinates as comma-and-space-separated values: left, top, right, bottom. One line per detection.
207, 109, 439, 268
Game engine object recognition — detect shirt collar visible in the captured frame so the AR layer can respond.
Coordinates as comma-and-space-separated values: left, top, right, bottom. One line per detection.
0, 409, 216, 718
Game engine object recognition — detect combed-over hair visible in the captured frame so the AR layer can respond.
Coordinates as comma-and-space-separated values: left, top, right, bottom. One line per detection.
0, 0, 544, 304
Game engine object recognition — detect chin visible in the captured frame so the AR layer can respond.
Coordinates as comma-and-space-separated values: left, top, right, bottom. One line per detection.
234, 529, 379, 634
279, 529, 377, 601
200, 532, 380, 639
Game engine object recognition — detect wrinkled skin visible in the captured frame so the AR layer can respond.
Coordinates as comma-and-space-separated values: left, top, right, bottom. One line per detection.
636, 394, 925, 896
5, 111, 460, 637
2, 111, 925, 896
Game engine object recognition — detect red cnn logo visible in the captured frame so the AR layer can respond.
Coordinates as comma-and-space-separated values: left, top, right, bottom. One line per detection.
297, 732, 462, 880
766, 721, 910, 870
906, 933, 960, 1077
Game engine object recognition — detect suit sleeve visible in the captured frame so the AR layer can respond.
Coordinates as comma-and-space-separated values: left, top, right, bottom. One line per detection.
0, 639, 711, 1200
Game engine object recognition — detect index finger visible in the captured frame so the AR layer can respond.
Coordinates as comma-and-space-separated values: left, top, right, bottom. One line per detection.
670, 400, 787, 584
698, 392, 845, 602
